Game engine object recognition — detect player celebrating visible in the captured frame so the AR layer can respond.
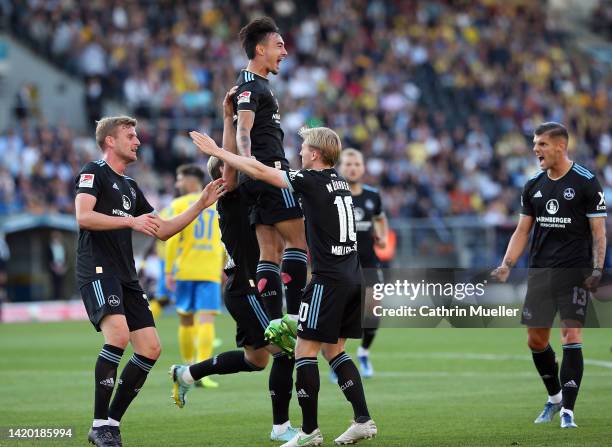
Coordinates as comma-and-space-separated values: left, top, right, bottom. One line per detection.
492, 122, 607, 429
75, 116, 224, 447
170, 89, 298, 443
165, 164, 224, 388
339, 148, 388, 378
234, 17, 308, 326
190, 126, 377, 446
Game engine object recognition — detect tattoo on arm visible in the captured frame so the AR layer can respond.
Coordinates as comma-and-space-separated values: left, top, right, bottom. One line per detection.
592, 235, 606, 270
237, 127, 251, 157
503, 259, 514, 268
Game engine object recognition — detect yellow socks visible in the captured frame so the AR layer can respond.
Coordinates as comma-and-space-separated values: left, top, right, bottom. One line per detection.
197, 322, 215, 362
178, 325, 195, 364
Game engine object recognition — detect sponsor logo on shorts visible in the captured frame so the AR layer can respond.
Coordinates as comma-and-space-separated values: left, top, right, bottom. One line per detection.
522, 307, 532, 320
108, 295, 120, 307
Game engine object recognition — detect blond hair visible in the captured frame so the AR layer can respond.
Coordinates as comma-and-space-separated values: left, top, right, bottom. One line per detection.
340, 147, 363, 163
95, 116, 137, 151
298, 126, 342, 166
207, 156, 223, 180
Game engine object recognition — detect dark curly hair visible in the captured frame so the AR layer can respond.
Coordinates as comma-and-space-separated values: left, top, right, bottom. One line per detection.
239, 16, 279, 60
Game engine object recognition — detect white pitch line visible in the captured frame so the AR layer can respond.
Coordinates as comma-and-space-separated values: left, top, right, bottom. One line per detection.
376, 351, 612, 369
370, 371, 612, 378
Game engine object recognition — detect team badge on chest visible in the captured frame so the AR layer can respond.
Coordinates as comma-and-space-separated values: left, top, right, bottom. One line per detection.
122, 195, 132, 211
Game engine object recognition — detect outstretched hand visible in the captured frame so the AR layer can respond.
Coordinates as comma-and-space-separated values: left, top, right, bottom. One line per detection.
190, 131, 220, 156
199, 178, 226, 208
130, 214, 160, 237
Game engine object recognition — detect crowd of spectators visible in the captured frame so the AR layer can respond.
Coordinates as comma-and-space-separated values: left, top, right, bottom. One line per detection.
2, 0, 611, 223
592, 0, 612, 40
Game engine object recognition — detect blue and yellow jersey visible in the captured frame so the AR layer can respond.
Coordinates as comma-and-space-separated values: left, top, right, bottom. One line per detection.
164, 193, 224, 282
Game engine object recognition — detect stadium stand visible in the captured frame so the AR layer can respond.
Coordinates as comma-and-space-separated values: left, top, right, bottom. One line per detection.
2, 0, 611, 224
592, 0, 612, 40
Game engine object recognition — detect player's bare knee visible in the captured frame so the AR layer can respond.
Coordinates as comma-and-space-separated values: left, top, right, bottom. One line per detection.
106, 331, 129, 349
142, 340, 162, 360
321, 342, 344, 361
101, 317, 130, 348
527, 332, 549, 351
245, 348, 269, 369
561, 326, 582, 344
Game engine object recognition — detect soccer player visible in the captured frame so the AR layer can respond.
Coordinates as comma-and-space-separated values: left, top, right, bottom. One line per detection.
339, 148, 388, 378
492, 122, 607, 429
233, 17, 308, 325
190, 126, 377, 446
165, 164, 224, 388
75, 116, 224, 447
170, 89, 298, 443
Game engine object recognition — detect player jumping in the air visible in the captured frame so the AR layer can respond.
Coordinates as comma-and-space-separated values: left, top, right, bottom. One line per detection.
233, 17, 308, 334
75, 116, 224, 447
190, 126, 377, 446
170, 89, 298, 443
492, 122, 607, 429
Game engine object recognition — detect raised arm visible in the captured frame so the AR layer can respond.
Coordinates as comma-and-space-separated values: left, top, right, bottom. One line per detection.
491, 214, 535, 282
236, 111, 254, 158
75, 193, 159, 237
154, 179, 225, 241
190, 131, 288, 189
222, 87, 238, 191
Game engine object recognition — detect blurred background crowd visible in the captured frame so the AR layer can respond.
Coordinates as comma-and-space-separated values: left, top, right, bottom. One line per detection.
1, 0, 611, 222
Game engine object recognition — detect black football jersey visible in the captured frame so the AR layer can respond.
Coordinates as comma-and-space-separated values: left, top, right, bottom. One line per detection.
353, 185, 383, 266
233, 70, 288, 169
283, 169, 361, 283
520, 163, 607, 268
217, 189, 260, 296
75, 160, 154, 286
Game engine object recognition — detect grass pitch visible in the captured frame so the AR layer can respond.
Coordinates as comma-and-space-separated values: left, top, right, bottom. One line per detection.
1, 315, 611, 446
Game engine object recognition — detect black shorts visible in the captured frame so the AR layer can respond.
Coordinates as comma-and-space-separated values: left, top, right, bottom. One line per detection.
297, 278, 362, 343
240, 178, 303, 227
81, 277, 155, 332
224, 291, 269, 349
522, 268, 590, 327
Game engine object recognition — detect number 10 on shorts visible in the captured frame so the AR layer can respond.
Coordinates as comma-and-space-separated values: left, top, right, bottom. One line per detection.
298, 302, 309, 322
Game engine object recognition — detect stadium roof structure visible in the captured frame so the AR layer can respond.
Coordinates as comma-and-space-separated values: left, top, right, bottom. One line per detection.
1, 214, 77, 234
